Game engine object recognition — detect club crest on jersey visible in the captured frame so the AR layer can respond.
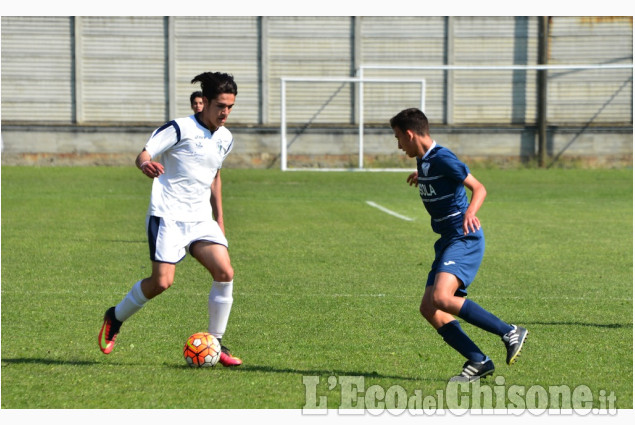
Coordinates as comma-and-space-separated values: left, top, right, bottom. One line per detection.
421, 162, 430, 176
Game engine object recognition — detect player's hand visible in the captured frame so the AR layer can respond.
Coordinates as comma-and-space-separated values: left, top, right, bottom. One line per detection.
140, 161, 164, 179
463, 213, 481, 235
407, 171, 418, 186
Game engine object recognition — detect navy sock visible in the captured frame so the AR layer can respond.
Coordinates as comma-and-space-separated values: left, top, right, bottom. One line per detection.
437, 320, 487, 363
458, 299, 514, 336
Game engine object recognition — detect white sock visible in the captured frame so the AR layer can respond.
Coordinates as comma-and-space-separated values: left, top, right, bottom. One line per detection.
114, 280, 149, 322
208, 280, 234, 340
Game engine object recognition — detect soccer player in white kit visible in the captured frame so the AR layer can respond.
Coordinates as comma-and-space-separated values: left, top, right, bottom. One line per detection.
99, 72, 242, 366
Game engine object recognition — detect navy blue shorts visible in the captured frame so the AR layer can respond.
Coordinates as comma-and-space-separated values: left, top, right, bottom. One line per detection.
425, 227, 485, 296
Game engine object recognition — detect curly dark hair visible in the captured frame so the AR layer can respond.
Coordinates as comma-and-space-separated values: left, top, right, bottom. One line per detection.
191, 72, 237, 102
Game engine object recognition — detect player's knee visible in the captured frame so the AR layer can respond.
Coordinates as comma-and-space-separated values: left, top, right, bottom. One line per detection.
148, 275, 174, 296
157, 279, 173, 293
431, 293, 452, 312
213, 265, 234, 282
419, 299, 434, 320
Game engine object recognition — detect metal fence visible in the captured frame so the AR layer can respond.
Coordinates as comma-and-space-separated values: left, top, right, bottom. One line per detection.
2, 16, 633, 128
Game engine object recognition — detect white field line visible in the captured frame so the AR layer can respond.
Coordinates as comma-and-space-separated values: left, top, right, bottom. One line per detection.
231, 293, 633, 302
365, 200, 414, 222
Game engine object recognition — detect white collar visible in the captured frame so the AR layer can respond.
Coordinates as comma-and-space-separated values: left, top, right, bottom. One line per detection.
423, 140, 437, 159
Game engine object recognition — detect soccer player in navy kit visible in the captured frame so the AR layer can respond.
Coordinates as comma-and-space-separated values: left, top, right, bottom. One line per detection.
390, 108, 527, 381
99, 72, 242, 367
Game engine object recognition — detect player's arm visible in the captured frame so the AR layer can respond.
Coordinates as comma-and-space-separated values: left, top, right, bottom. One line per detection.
210, 170, 225, 234
462, 173, 487, 235
135, 148, 164, 179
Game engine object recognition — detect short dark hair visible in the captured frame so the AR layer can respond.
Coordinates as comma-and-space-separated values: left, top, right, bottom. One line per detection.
190, 91, 203, 105
191, 72, 237, 102
390, 108, 429, 136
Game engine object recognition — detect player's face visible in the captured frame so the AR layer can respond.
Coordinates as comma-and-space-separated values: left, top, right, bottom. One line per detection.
191, 97, 204, 113
394, 127, 416, 157
203, 93, 235, 130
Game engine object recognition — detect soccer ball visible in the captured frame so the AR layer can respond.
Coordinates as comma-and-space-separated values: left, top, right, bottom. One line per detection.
183, 332, 221, 367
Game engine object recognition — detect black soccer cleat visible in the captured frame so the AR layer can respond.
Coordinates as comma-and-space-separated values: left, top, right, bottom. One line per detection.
449, 358, 495, 382
502, 325, 528, 365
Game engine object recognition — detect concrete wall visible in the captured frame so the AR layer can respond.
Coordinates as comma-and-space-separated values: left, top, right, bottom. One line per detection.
2, 124, 631, 168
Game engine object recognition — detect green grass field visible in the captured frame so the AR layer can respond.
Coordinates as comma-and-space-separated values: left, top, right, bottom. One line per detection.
1, 166, 632, 411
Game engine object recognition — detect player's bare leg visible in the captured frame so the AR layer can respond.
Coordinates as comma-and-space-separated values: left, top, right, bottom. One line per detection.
420, 284, 457, 330
191, 241, 242, 366
141, 262, 177, 299
99, 262, 175, 354
428, 272, 466, 316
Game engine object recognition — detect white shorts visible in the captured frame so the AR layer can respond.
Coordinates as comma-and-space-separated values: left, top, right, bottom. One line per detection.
146, 215, 228, 264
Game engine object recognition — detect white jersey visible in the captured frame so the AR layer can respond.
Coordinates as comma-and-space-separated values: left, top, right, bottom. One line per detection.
144, 114, 234, 222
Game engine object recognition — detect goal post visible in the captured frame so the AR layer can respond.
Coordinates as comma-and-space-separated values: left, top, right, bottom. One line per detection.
280, 76, 426, 171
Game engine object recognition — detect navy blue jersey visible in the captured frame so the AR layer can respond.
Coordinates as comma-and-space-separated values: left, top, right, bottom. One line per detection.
416, 144, 470, 235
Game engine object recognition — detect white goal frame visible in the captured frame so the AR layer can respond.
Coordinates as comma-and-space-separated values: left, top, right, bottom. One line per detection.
280, 76, 426, 171
281, 63, 632, 172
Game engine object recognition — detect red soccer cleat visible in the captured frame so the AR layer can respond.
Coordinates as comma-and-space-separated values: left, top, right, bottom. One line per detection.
98, 307, 122, 354
218, 345, 242, 367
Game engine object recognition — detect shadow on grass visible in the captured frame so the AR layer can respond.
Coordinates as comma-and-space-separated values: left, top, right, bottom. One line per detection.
524, 321, 632, 329
2, 358, 100, 366
1, 357, 443, 383
96, 239, 145, 244
170, 363, 445, 383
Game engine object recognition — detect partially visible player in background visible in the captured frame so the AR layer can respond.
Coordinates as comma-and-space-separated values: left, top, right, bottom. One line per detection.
99, 72, 242, 367
390, 108, 527, 382
190, 90, 204, 114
